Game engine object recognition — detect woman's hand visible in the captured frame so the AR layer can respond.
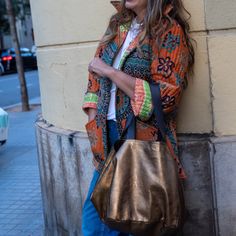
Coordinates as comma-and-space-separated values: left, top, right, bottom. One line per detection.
88, 57, 113, 78
88, 57, 135, 100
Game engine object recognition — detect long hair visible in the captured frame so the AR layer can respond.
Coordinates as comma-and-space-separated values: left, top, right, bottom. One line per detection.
101, 0, 194, 74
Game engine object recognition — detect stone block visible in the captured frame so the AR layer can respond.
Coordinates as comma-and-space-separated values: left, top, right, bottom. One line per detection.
208, 34, 236, 135
205, 0, 236, 30
30, 0, 114, 46
178, 137, 215, 236
36, 119, 94, 235
183, 0, 206, 32
177, 32, 212, 134
36, 43, 98, 131
211, 136, 236, 236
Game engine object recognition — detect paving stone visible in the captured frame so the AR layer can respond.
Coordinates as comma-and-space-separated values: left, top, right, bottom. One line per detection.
0, 229, 10, 236
0, 107, 44, 235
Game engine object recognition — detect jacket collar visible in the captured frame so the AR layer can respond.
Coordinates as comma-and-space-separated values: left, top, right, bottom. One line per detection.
117, 21, 131, 48
115, 20, 144, 63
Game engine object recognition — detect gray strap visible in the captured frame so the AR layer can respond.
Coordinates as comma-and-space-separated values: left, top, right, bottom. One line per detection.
149, 83, 166, 140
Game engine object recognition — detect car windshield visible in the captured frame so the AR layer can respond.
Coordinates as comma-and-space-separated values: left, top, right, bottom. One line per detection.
20, 48, 30, 53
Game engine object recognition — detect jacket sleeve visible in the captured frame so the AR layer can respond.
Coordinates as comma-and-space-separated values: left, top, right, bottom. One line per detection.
131, 21, 190, 120
82, 45, 104, 114
131, 79, 154, 121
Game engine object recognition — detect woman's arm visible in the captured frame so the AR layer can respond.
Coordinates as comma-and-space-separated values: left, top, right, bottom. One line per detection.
88, 58, 136, 100
88, 58, 153, 121
82, 45, 104, 116
88, 21, 190, 121
86, 59, 137, 122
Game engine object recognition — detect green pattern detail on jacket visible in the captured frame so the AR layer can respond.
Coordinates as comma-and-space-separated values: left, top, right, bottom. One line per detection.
83, 92, 98, 104
139, 80, 153, 121
119, 22, 131, 33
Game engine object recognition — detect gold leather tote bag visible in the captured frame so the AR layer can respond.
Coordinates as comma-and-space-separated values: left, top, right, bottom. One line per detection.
91, 84, 185, 236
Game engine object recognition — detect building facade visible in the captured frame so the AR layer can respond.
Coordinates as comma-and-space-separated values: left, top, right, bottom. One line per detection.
1, 15, 34, 49
30, 0, 236, 235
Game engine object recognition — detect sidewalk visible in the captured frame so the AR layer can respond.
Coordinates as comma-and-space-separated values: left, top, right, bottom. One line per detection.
0, 98, 44, 236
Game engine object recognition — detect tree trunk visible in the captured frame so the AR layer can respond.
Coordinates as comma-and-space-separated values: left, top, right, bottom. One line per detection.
0, 32, 3, 49
5, 0, 30, 111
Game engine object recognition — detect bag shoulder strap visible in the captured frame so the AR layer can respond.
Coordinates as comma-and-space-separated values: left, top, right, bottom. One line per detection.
122, 82, 186, 178
150, 83, 186, 178
149, 83, 166, 140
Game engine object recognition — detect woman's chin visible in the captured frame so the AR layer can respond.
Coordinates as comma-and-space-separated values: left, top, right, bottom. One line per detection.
125, 2, 135, 10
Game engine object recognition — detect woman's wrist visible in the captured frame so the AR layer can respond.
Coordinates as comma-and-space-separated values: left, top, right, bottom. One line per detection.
105, 66, 117, 81
88, 108, 97, 122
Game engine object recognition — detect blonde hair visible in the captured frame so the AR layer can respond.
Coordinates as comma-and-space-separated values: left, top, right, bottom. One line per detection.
101, 0, 194, 73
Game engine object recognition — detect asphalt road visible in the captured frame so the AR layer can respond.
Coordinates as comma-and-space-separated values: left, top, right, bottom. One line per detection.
0, 70, 40, 108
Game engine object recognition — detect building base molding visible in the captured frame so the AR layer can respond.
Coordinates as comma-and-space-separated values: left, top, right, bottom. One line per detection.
36, 118, 236, 236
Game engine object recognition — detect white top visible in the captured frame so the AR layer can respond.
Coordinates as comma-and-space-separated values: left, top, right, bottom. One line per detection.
107, 18, 142, 120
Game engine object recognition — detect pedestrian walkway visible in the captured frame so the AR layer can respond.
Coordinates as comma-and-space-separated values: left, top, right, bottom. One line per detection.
0, 104, 44, 236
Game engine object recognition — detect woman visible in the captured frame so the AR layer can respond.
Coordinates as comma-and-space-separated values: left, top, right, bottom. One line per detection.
82, 0, 194, 235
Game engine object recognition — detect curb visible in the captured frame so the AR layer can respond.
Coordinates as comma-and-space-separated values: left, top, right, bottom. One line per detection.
3, 97, 41, 110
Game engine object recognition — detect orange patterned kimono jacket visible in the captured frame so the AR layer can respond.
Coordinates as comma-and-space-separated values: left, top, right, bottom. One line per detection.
83, 19, 190, 179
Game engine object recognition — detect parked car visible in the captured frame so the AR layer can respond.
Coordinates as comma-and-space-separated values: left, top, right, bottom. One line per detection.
0, 108, 9, 146
0, 47, 37, 74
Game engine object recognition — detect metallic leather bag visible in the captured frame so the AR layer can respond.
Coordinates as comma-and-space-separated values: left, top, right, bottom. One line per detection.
91, 84, 185, 236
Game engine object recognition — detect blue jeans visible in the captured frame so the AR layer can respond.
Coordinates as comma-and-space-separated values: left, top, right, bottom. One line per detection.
82, 120, 130, 236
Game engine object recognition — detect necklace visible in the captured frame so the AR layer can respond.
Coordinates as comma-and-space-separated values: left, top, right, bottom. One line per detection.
134, 17, 144, 26
131, 17, 143, 31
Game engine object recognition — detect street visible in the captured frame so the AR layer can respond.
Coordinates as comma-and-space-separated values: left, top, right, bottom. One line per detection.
0, 70, 40, 108
0, 69, 44, 235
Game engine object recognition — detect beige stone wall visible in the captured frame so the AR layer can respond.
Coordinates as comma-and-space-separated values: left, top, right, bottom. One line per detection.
30, 0, 236, 135
205, 0, 236, 136
30, 0, 115, 130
